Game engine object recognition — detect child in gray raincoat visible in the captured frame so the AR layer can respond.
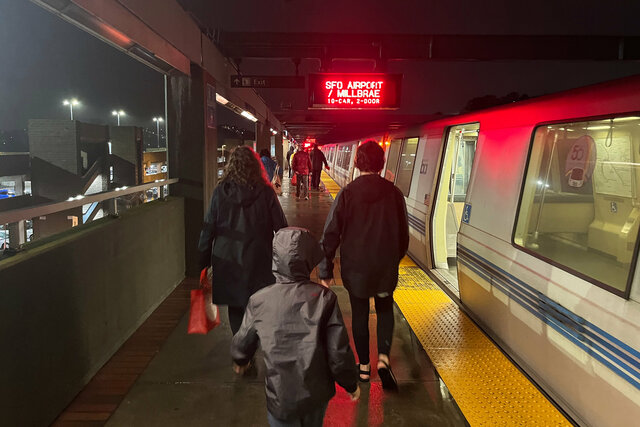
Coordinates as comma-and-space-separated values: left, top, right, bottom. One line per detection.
231, 227, 359, 427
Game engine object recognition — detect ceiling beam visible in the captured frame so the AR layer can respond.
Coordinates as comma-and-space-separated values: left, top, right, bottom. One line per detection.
216, 32, 640, 62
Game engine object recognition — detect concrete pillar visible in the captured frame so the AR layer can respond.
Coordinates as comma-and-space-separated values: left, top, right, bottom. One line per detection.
255, 121, 271, 155
274, 132, 284, 169
8, 220, 27, 248
167, 64, 218, 277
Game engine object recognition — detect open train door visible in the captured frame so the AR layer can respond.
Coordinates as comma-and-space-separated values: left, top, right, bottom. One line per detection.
430, 123, 479, 295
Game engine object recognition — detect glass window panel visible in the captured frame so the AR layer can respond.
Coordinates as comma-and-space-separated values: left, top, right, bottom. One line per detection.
384, 139, 403, 183
448, 126, 478, 202
395, 138, 419, 196
514, 116, 640, 295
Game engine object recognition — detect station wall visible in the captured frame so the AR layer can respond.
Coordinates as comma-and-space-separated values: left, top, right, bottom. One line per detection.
0, 197, 185, 426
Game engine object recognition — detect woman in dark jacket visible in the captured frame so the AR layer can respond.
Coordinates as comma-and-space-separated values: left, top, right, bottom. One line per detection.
319, 140, 409, 390
198, 145, 288, 334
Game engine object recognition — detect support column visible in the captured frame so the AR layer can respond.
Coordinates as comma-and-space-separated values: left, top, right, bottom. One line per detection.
167, 64, 218, 277
274, 132, 284, 169
8, 220, 27, 249
255, 121, 271, 155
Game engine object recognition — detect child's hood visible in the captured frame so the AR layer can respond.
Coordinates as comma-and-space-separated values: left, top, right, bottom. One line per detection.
272, 227, 323, 282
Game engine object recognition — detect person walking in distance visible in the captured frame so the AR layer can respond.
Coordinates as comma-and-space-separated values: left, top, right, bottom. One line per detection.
286, 144, 296, 178
291, 145, 312, 200
260, 148, 277, 182
319, 140, 409, 390
198, 146, 288, 335
310, 143, 329, 190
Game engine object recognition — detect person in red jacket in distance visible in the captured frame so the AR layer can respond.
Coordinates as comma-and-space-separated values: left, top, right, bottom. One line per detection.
291, 145, 312, 200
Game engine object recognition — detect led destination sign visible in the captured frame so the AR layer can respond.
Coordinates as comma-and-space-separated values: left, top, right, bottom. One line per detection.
309, 73, 402, 109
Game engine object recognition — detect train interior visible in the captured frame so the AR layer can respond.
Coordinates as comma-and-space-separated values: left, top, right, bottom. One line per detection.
514, 116, 640, 295
432, 123, 479, 292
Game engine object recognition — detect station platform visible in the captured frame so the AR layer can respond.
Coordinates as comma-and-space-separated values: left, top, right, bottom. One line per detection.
54, 173, 570, 426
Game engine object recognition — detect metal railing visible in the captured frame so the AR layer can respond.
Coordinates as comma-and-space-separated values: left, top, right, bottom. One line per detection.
0, 179, 178, 250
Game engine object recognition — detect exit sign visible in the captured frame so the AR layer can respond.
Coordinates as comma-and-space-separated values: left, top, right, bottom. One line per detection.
231, 75, 305, 88
308, 73, 402, 110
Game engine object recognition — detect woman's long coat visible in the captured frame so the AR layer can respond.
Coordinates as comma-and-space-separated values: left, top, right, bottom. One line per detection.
198, 180, 288, 307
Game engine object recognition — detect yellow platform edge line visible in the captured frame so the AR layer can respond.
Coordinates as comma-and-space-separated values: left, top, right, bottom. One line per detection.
321, 171, 340, 199
320, 172, 570, 427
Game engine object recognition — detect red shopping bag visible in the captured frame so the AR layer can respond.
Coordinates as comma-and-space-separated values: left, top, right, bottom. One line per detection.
291, 173, 297, 186
188, 268, 220, 334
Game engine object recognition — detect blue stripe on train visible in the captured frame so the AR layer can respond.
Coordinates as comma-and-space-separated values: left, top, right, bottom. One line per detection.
407, 213, 426, 234
457, 245, 640, 390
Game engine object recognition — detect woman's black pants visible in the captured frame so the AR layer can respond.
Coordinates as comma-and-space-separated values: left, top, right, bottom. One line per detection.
348, 293, 394, 365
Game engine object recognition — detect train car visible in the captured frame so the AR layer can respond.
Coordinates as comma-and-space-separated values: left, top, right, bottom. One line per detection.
321, 76, 640, 427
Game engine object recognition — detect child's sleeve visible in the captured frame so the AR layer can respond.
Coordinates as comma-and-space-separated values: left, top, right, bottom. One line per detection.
230, 301, 259, 366
325, 293, 358, 393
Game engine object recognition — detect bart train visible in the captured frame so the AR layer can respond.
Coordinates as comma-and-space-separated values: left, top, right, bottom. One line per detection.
320, 76, 640, 427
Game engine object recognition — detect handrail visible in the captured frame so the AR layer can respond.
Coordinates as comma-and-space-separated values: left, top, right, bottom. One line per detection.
0, 179, 178, 225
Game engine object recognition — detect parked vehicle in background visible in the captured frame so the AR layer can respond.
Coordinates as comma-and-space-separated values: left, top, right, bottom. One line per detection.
0, 189, 15, 199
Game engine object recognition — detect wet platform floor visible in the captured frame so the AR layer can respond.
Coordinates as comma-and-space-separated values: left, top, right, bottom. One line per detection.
88, 178, 469, 426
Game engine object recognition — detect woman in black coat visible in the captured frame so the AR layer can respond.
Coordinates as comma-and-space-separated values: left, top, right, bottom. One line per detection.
198, 146, 288, 334
319, 140, 409, 390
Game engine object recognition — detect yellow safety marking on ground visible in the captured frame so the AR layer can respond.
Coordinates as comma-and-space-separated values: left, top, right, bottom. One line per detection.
319, 172, 569, 426
396, 258, 570, 426
320, 171, 340, 199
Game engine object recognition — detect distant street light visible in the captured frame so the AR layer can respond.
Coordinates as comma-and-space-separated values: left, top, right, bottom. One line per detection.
62, 98, 80, 120
112, 110, 125, 126
152, 117, 164, 148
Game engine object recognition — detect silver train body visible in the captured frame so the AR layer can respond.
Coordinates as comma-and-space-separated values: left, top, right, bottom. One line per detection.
321, 76, 640, 427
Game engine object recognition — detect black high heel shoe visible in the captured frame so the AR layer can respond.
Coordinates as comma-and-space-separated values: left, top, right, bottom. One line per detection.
358, 364, 371, 383
377, 359, 398, 390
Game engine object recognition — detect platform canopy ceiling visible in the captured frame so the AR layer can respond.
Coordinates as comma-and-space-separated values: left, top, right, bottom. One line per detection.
179, 0, 640, 144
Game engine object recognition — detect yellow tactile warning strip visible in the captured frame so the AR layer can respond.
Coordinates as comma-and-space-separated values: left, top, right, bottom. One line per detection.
321, 170, 341, 199
395, 266, 570, 426
319, 172, 571, 426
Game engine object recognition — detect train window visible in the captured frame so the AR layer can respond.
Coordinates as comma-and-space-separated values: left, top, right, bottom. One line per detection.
432, 123, 479, 288
344, 146, 350, 169
514, 116, 640, 297
345, 145, 353, 170
351, 143, 360, 180
337, 145, 352, 170
395, 138, 420, 196
384, 139, 403, 183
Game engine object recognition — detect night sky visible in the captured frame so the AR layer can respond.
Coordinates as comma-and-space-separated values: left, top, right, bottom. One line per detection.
0, 1, 165, 131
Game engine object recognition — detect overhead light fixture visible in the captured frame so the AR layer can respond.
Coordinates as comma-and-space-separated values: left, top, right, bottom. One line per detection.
613, 116, 640, 122
216, 93, 229, 105
583, 125, 613, 130
241, 111, 258, 122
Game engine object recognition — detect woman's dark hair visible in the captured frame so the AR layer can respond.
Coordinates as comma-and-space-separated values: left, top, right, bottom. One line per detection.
259, 148, 270, 158
221, 145, 269, 187
355, 140, 385, 173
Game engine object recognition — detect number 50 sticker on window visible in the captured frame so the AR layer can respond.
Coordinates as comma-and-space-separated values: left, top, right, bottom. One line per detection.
565, 135, 596, 189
